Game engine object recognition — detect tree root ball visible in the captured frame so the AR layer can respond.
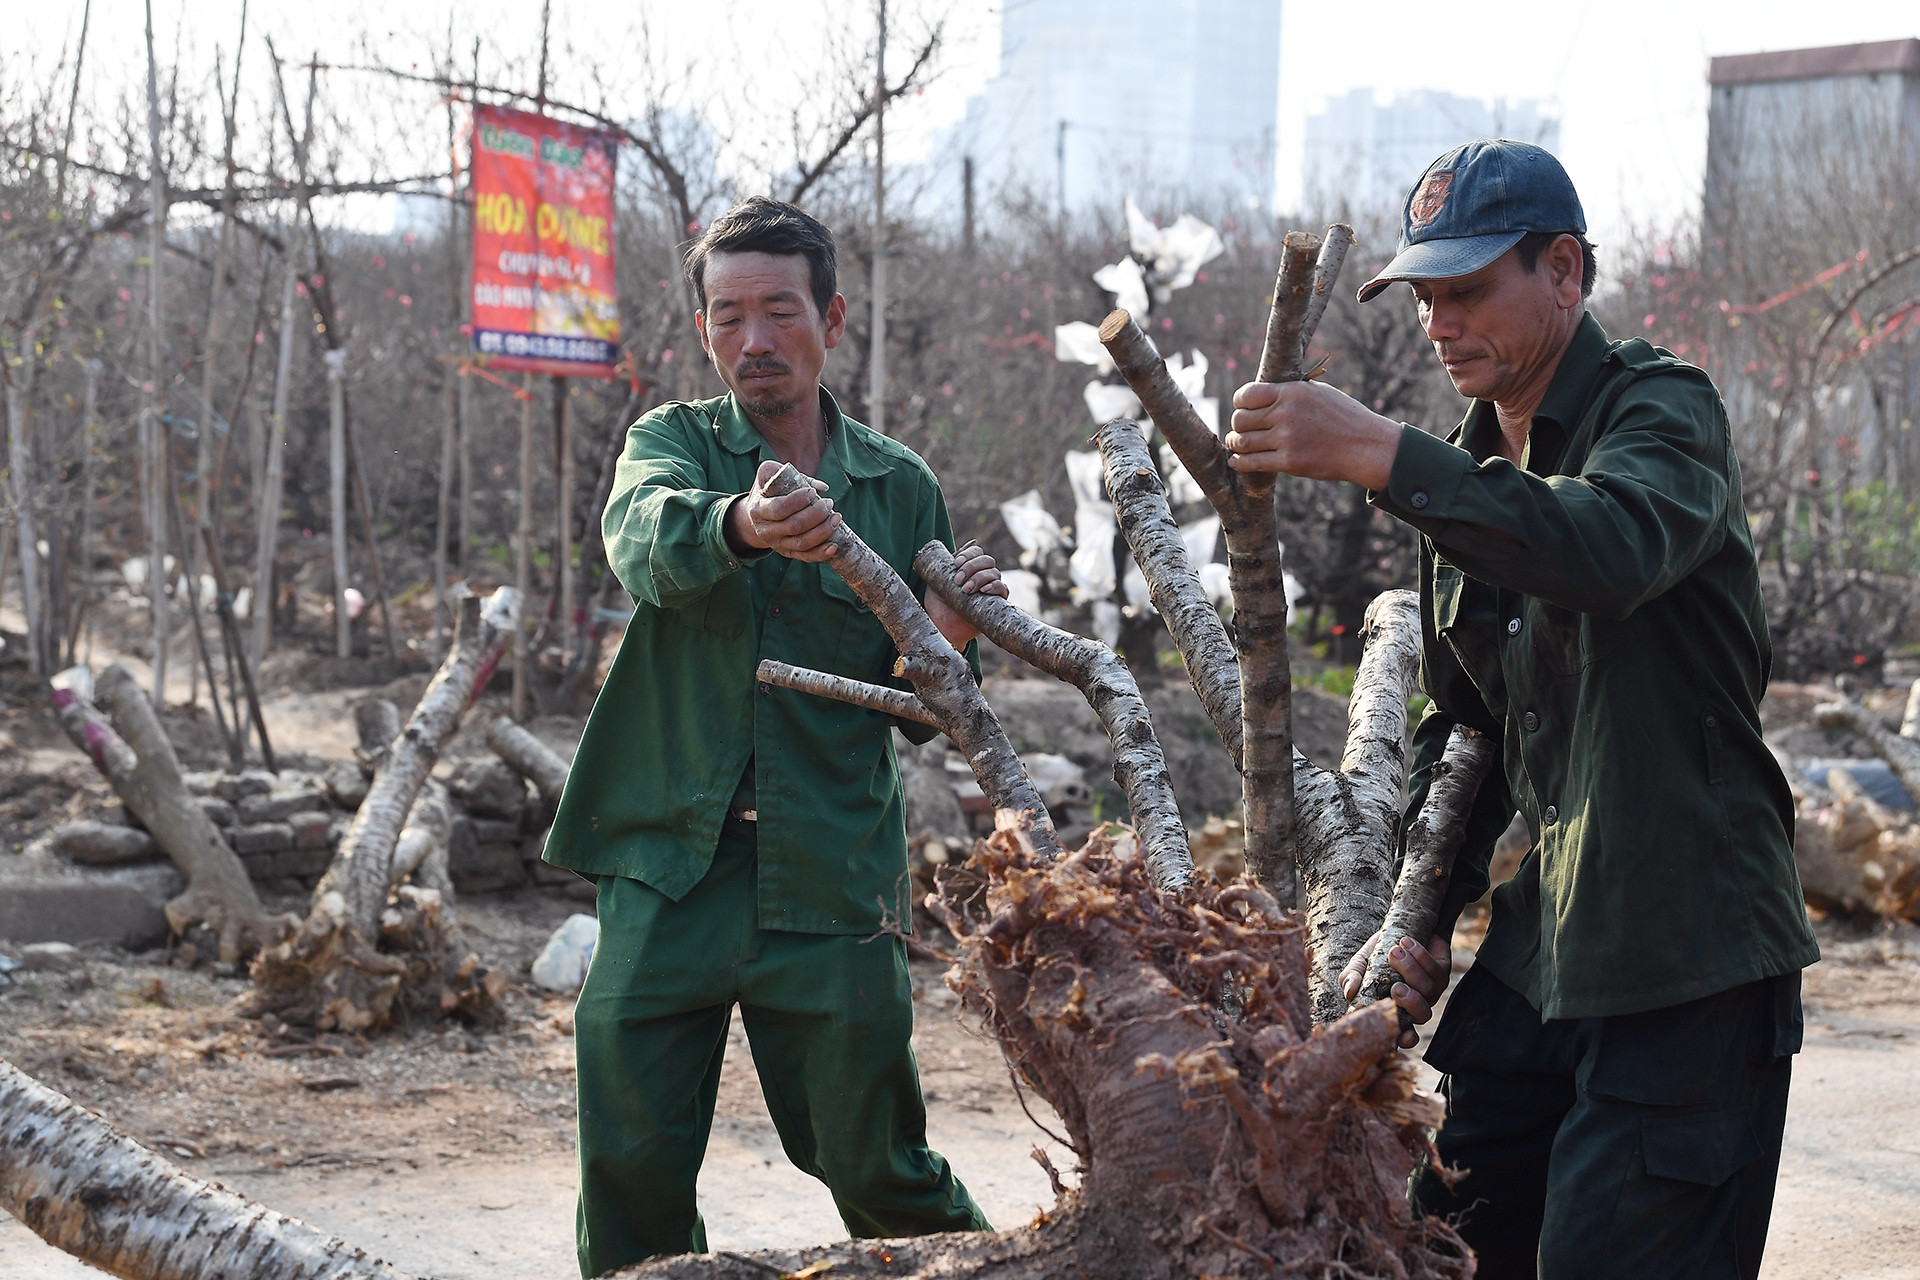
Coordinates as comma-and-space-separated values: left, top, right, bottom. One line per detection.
623, 828, 1473, 1280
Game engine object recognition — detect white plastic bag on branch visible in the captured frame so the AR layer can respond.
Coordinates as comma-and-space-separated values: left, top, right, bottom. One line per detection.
1162, 445, 1207, 506
1084, 380, 1143, 426
1001, 569, 1044, 617
1182, 515, 1222, 568
1124, 197, 1226, 299
1089, 599, 1122, 648
1093, 256, 1151, 319
1124, 558, 1152, 614
1054, 321, 1116, 374
998, 490, 1068, 568
1069, 508, 1117, 604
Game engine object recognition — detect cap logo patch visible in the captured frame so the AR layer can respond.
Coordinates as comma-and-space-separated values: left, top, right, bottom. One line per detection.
1408, 171, 1454, 231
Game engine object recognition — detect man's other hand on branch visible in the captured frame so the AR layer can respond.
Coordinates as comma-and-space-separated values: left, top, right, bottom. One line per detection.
1225, 378, 1404, 492
726, 459, 843, 561
926, 539, 1008, 650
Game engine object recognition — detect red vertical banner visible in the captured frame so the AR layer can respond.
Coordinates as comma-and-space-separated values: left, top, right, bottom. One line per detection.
469, 104, 619, 377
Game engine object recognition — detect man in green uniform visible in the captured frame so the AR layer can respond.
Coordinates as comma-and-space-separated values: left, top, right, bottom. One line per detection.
1223, 140, 1818, 1278
543, 197, 997, 1276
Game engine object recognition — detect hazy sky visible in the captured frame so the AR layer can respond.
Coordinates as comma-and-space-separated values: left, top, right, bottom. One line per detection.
11, 0, 1919, 244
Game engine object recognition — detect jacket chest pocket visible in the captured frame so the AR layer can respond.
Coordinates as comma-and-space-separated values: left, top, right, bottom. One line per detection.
1523, 600, 1592, 677
818, 567, 895, 681
677, 574, 750, 640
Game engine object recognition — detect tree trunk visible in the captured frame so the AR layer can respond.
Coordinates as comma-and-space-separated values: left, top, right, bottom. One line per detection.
52, 664, 277, 963
485, 713, 572, 823
244, 589, 518, 1031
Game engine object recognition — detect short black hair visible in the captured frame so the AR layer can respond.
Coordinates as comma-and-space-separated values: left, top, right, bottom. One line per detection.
1516, 230, 1598, 298
684, 197, 838, 319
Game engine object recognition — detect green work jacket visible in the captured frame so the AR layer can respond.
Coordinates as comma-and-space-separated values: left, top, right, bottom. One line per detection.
1374, 314, 1819, 1020
542, 388, 966, 935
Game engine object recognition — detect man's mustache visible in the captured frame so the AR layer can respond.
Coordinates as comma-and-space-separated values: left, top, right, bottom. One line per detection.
736, 358, 791, 378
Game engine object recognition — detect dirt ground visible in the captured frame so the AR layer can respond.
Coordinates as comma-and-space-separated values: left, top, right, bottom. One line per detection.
3, 907, 1918, 1280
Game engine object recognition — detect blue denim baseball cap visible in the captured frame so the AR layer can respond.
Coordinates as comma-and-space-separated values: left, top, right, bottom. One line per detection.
1357, 138, 1586, 302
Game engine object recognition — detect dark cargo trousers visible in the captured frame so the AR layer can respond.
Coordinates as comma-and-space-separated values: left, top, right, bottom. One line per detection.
1411, 964, 1801, 1280
573, 815, 989, 1277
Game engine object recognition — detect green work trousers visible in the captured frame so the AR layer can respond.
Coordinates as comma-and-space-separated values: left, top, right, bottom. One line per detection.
573, 815, 989, 1277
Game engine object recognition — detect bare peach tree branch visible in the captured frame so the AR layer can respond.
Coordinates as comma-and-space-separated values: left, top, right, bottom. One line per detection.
762, 465, 1060, 855
915, 541, 1192, 890
1097, 419, 1242, 765
755, 658, 942, 729
1098, 225, 1353, 903
1354, 725, 1499, 1029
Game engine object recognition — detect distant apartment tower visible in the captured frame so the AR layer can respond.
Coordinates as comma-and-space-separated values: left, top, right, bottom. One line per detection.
946, 0, 1281, 215
1300, 89, 1560, 219
1704, 38, 1920, 257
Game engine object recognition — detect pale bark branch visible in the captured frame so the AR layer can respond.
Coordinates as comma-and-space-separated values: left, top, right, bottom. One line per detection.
1902, 676, 1920, 740
763, 466, 1060, 855
1814, 695, 1920, 811
52, 664, 276, 963
1356, 725, 1499, 1026
915, 541, 1192, 890
486, 715, 573, 808
754, 659, 942, 729
1294, 590, 1424, 1023
0, 1058, 413, 1280
1096, 419, 1243, 766
314, 589, 518, 941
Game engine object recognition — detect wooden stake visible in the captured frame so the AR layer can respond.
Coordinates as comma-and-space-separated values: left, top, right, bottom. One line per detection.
554, 376, 572, 669
143, 0, 169, 707
326, 348, 350, 659
512, 373, 534, 719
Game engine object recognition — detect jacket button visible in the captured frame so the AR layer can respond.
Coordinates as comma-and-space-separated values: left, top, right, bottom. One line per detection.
1523, 711, 1540, 731
1703, 713, 1717, 729
1544, 804, 1559, 824
1507, 618, 1522, 636
758, 681, 771, 695
1409, 490, 1430, 510
770, 603, 784, 618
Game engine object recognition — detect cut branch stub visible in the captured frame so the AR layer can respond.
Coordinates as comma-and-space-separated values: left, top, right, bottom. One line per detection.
755, 659, 942, 729
1097, 418, 1242, 766
761, 464, 1060, 856
915, 540, 1192, 891
1258, 225, 1356, 384
0, 1058, 413, 1280
52, 664, 276, 964
1356, 724, 1499, 1027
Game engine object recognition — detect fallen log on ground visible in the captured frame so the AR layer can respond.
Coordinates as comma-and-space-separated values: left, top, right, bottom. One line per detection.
485, 714, 575, 809
51, 663, 281, 964
244, 588, 517, 1031
1814, 692, 1920, 807
0, 1058, 407, 1280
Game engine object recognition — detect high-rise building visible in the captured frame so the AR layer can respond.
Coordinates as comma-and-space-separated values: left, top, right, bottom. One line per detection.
941, 0, 1282, 216
1704, 38, 1920, 256
1299, 89, 1560, 219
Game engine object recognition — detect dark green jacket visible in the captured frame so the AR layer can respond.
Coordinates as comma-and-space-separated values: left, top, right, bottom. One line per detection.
542, 388, 963, 934
1375, 314, 1818, 1020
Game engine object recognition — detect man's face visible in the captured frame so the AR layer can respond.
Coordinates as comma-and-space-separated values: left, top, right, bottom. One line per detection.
696, 251, 846, 421
1409, 240, 1581, 402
